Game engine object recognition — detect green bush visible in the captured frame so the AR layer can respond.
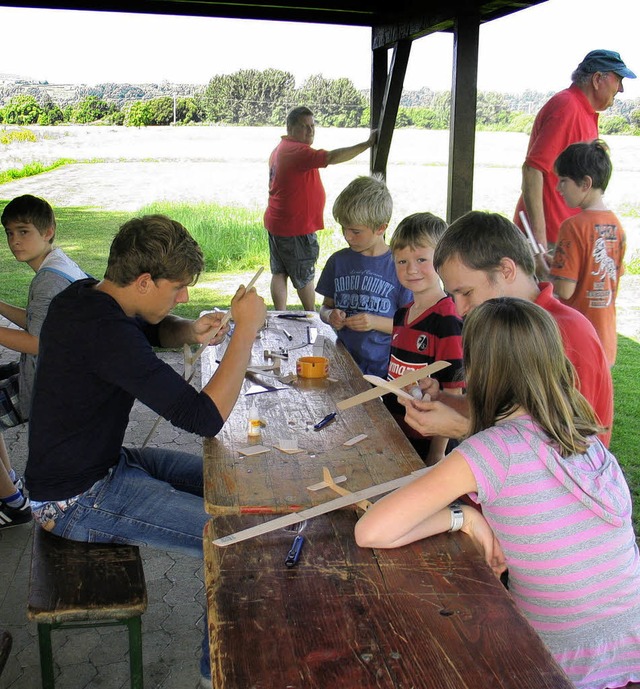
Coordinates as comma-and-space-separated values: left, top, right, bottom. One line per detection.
1, 95, 43, 125
626, 250, 640, 276
72, 96, 114, 124
124, 101, 153, 127
38, 102, 65, 126
600, 115, 631, 135
503, 113, 535, 134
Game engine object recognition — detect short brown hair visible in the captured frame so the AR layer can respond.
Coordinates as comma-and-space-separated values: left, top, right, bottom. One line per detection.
555, 139, 612, 192
286, 106, 314, 132
433, 211, 534, 276
104, 215, 204, 287
1, 194, 56, 243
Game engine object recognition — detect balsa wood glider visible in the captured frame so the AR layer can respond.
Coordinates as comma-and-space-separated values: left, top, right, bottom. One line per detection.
213, 467, 430, 546
336, 360, 450, 411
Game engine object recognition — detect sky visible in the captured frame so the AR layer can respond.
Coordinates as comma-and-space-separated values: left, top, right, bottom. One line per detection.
0, 0, 638, 98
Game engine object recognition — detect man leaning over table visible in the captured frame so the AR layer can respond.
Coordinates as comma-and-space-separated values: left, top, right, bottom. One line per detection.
402, 211, 613, 449
25, 214, 266, 689
264, 105, 376, 311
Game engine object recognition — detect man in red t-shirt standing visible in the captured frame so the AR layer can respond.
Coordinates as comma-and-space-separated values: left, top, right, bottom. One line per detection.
264, 107, 376, 310
514, 49, 635, 274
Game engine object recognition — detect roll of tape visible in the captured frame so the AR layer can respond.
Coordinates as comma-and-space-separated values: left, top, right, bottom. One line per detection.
296, 356, 329, 379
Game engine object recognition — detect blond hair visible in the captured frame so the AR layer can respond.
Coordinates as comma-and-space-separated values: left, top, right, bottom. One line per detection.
332, 175, 392, 230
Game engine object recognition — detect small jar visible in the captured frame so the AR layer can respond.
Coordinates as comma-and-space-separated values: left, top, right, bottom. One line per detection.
247, 402, 261, 438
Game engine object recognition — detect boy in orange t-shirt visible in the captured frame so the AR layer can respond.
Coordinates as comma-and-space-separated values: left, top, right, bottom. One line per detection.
550, 140, 626, 366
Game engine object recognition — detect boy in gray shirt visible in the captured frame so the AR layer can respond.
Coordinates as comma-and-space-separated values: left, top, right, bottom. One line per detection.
0, 195, 86, 528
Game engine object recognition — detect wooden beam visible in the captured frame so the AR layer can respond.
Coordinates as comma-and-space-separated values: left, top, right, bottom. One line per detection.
370, 39, 411, 180
447, 10, 479, 223
369, 46, 387, 173
0, 0, 549, 30
1, 0, 379, 26
373, 14, 454, 49
372, 1, 547, 49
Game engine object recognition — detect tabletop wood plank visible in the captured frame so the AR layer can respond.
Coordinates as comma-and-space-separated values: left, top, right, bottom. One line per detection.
202, 312, 424, 515
203, 514, 574, 689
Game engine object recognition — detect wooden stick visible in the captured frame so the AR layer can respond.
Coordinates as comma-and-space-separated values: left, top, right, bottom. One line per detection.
519, 211, 544, 256
187, 265, 264, 376
337, 361, 450, 411
363, 374, 415, 400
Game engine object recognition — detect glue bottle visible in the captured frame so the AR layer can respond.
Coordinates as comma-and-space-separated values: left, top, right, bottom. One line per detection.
247, 401, 262, 438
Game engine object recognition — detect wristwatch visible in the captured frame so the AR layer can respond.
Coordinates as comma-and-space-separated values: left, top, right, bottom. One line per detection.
448, 503, 464, 532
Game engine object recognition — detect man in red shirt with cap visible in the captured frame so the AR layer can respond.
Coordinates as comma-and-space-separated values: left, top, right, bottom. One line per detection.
514, 49, 635, 274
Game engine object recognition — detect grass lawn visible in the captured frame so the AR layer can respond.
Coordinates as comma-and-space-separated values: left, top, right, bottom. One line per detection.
0, 203, 269, 314
610, 335, 640, 534
1, 201, 638, 535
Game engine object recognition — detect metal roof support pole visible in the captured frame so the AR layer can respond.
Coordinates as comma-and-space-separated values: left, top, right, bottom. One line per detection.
447, 9, 479, 223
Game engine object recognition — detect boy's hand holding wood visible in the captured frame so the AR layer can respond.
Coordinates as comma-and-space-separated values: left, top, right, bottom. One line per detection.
229, 285, 267, 337
192, 311, 229, 346
344, 312, 392, 333
326, 307, 347, 331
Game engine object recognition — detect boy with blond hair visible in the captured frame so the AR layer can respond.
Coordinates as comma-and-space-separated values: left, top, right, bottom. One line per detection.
316, 176, 411, 377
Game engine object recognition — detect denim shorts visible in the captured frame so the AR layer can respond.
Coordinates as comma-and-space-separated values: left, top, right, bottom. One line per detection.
268, 232, 319, 289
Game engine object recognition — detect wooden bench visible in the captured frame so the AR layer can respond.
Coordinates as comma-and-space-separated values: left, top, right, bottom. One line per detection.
27, 527, 147, 689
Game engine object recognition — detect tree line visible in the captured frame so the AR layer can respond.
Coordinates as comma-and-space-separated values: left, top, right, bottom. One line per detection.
1, 69, 640, 135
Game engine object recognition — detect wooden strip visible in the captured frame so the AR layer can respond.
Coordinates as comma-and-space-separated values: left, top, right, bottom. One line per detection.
336, 360, 451, 411
343, 434, 367, 446
363, 374, 415, 400
212, 467, 430, 546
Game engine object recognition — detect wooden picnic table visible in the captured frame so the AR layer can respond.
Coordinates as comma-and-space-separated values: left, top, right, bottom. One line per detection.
201, 312, 424, 516
201, 311, 574, 689
203, 512, 574, 689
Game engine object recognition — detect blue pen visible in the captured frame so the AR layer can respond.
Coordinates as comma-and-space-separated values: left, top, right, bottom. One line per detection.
285, 535, 305, 568
314, 411, 336, 430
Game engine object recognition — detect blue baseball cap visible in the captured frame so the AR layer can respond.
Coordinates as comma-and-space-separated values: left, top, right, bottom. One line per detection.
577, 50, 636, 79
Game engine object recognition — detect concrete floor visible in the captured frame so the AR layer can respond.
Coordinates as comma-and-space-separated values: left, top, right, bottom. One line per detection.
0, 345, 209, 689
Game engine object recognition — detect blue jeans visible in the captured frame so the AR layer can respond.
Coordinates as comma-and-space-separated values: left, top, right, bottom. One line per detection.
49, 446, 211, 678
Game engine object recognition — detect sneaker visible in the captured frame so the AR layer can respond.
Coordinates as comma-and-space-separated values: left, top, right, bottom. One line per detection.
0, 498, 32, 529
13, 476, 24, 492
0, 360, 19, 379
